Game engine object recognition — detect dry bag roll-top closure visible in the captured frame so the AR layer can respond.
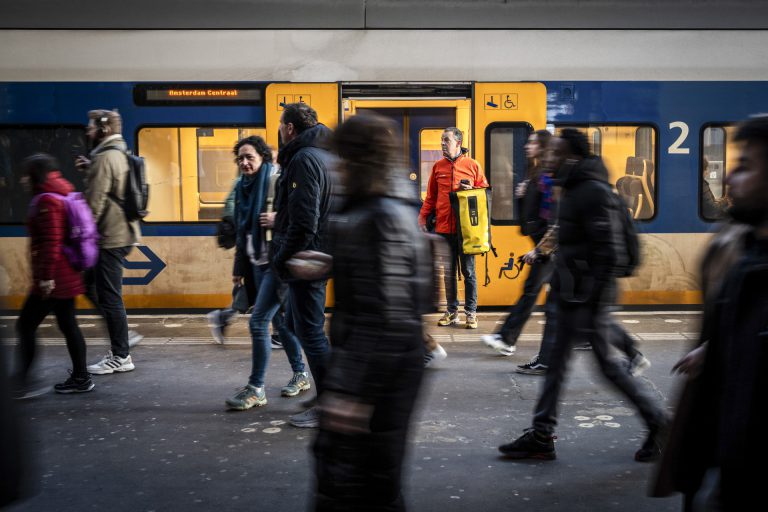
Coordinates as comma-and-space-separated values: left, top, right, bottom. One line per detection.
449, 188, 497, 286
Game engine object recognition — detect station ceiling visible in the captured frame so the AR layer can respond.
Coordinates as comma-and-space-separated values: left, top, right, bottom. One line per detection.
2, 0, 767, 29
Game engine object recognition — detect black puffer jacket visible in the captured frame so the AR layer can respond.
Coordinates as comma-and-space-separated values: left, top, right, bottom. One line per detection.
554, 156, 616, 302
272, 124, 334, 280
323, 193, 430, 399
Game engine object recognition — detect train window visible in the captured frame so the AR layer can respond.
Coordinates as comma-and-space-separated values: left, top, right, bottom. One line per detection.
555, 125, 657, 220
701, 125, 738, 221
486, 123, 532, 224
0, 126, 87, 224
419, 129, 443, 200
137, 126, 264, 222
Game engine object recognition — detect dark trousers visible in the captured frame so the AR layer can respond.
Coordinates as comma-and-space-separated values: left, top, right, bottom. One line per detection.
532, 278, 666, 435
498, 257, 554, 345
288, 279, 330, 395
16, 295, 87, 379
439, 233, 477, 314
313, 352, 424, 512
85, 246, 131, 358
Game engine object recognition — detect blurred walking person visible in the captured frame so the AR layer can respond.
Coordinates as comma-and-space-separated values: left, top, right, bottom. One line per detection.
75, 110, 142, 375
652, 116, 768, 511
292, 112, 428, 511
14, 154, 94, 397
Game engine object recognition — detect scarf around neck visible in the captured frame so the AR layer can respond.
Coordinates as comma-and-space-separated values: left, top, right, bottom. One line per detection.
235, 162, 272, 256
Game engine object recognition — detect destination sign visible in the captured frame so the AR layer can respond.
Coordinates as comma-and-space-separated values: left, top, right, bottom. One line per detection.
134, 84, 264, 106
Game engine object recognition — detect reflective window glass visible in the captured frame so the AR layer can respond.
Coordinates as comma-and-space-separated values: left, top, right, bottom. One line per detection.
487, 124, 531, 223
701, 125, 737, 221
137, 126, 264, 222
556, 125, 657, 220
419, 129, 443, 200
0, 126, 87, 224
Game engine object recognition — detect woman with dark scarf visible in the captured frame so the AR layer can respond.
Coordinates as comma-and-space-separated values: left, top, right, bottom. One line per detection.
225, 136, 309, 410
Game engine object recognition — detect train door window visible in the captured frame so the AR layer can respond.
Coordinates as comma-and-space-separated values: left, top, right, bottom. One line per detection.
137, 126, 264, 222
555, 124, 657, 220
701, 124, 737, 221
0, 126, 87, 224
419, 129, 443, 200
486, 123, 532, 224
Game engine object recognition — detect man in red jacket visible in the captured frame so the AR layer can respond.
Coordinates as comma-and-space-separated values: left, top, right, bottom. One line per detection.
418, 127, 488, 331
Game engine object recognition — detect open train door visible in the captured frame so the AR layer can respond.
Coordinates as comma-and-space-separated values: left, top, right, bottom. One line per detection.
265, 83, 339, 149
473, 82, 547, 307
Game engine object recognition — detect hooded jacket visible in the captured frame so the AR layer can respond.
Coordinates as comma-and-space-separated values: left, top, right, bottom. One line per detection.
553, 156, 616, 302
85, 135, 141, 249
271, 124, 334, 280
418, 150, 488, 235
27, 171, 85, 298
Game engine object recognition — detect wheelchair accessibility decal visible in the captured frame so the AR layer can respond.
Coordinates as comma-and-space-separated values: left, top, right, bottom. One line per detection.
498, 253, 526, 280
122, 245, 167, 286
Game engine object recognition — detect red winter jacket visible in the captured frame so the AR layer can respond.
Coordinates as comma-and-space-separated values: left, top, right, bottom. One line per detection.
418, 151, 489, 234
27, 171, 85, 299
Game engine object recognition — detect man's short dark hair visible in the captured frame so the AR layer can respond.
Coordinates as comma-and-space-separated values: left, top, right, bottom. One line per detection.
22, 153, 59, 186
559, 128, 591, 159
735, 115, 768, 166
282, 103, 318, 134
443, 127, 463, 146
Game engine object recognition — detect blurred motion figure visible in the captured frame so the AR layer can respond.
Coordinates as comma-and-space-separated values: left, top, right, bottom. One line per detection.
653, 117, 768, 511
310, 112, 429, 511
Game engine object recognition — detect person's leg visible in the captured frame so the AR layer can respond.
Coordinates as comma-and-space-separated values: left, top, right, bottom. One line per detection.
51, 298, 88, 378
14, 295, 51, 382
532, 298, 583, 435
459, 251, 477, 314
498, 258, 554, 344
247, 264, 272, 388
440, 233, 459, 314
536, 284, 559, 367
289, 280, 330, 395
93, 246, 131, 358
270, 278, 304, 373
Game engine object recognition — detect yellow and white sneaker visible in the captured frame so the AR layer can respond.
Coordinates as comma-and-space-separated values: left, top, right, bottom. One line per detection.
465, 313, 479, 329
437, 311, 460, 326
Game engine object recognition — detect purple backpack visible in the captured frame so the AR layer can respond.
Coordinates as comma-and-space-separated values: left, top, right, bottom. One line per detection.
31, 192, 99, 271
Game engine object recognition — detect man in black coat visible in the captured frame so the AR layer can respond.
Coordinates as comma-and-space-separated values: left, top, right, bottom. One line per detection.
269, 102, 334, 428
498, 129, 668, 462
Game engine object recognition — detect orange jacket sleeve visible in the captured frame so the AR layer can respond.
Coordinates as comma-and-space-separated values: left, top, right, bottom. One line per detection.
474, 161, 489, 188
418, 164, 439, 226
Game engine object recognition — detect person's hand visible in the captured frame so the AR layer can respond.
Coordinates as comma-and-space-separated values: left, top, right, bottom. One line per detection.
522, 249, 538, 264
74, 155, 91, 171
39, 280, 55, 297
418, 222, 428, 233
232, 275, 243, 286
672, 343, 707, 378
259, 212, 276, 228
320, 392, 373, 434
458, 181, 473, 191
286, 251, 332, 280
515, 180, 528, 198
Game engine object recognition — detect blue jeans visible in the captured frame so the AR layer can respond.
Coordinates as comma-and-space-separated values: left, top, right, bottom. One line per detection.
85, 246, 131, 358
288, 279, 330, 395
248, 264, 305, 388
440, 233, 477, 314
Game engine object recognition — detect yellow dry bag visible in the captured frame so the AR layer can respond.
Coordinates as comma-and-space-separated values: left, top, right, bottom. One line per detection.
450, 188, 493, 255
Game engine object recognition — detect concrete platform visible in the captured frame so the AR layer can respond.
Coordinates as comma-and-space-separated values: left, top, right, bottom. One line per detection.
2, 312, 697, 512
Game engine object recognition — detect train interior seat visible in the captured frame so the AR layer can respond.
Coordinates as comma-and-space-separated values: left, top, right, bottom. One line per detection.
616, 156, 654, 219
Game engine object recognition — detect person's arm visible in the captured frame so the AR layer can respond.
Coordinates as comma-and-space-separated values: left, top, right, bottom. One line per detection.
272, 153, 323, 273
85, 153, 116, 220
34, 196, 67, 294
474, 160, 489, 188
418, 165, 438, 229
581, 182, 617, 294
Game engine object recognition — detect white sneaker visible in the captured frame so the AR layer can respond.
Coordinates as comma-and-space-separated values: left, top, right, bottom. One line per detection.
87, 351, 135, 375
424, 344, 448, 368
128, 330, 144, 348
206, 310, 225, 344
629, 354, 652, 377
481, 334, 516, 356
